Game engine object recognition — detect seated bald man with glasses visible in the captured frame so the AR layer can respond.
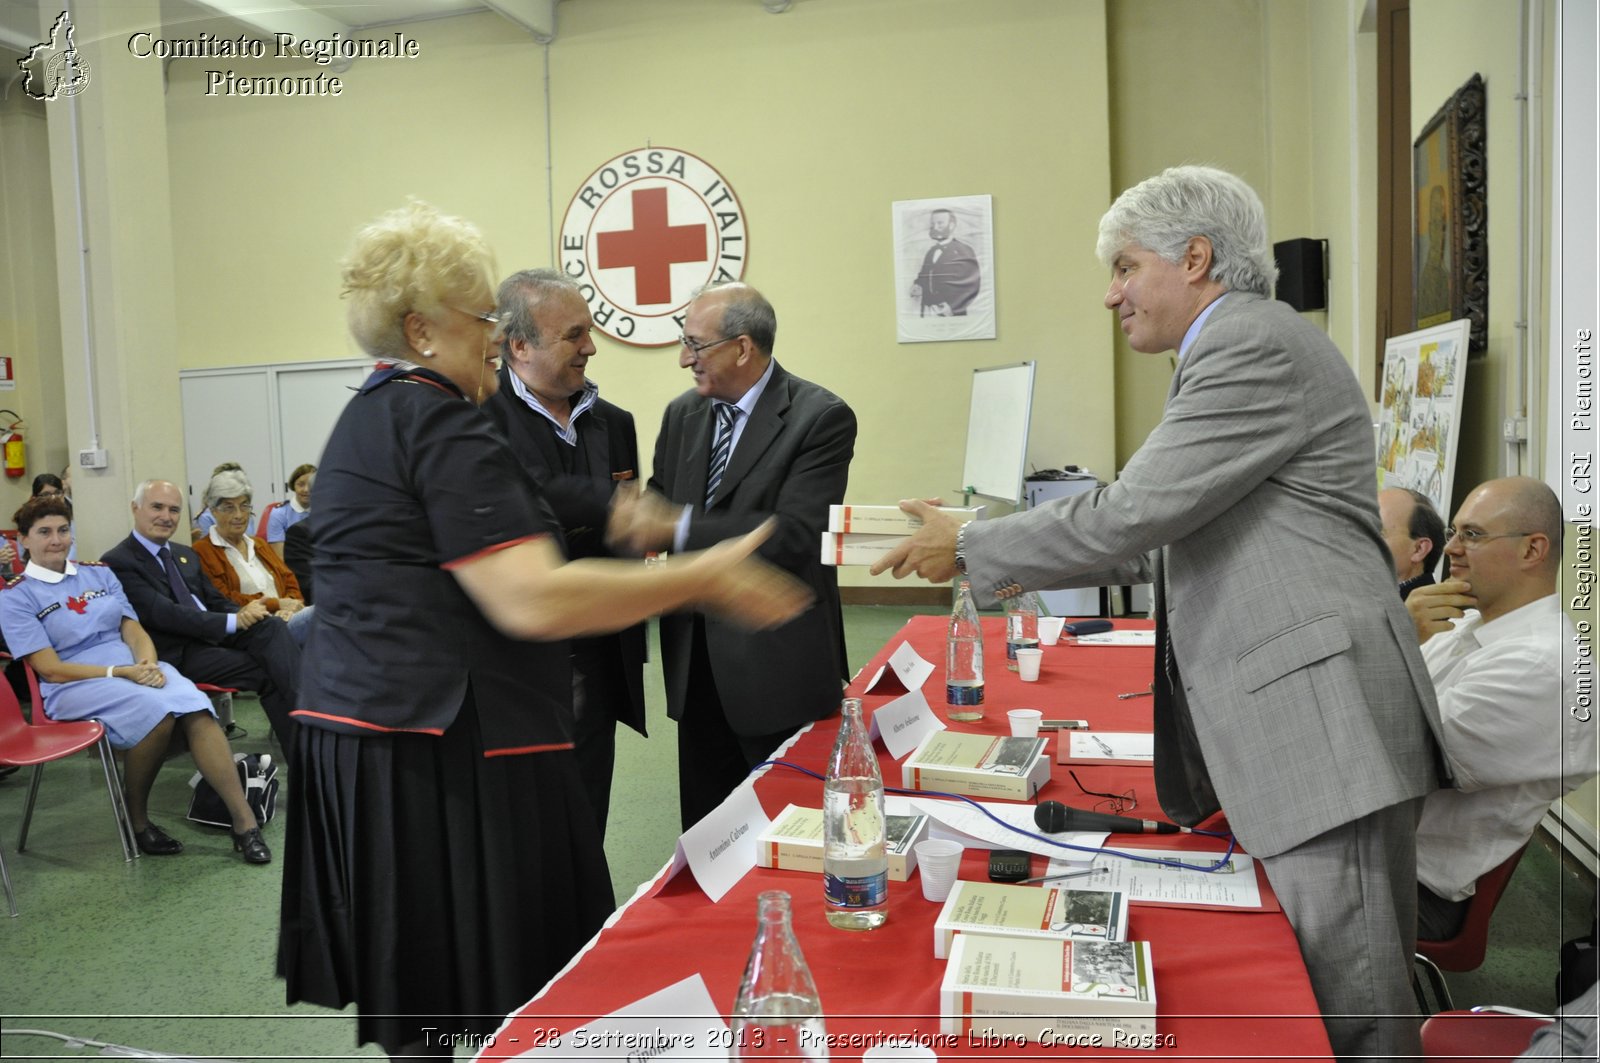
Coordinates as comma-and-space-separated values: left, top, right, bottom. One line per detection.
1405, 476, 1596, 938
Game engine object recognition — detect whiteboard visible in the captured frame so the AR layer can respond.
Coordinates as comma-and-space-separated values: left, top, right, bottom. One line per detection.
962, 361, 1035, 504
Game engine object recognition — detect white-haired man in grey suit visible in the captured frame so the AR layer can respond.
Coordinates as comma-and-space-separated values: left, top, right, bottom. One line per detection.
876, 165, 1444, 1062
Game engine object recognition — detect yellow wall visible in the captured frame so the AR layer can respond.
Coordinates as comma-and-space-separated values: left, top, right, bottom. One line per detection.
0, 91, 66, 522
160, 0, 1117, 588
1410, 0, 1535, 496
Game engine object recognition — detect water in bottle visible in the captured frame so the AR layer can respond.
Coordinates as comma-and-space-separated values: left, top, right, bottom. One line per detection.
946, 579, 985, 721
822, 699, 888, 930
1005, 591, 1041, 671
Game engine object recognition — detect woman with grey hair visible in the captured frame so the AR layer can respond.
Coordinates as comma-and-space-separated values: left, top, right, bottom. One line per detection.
191, 468, 313, 646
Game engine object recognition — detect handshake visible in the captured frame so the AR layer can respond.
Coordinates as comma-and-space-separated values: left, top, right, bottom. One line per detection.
604, 483, 680, 557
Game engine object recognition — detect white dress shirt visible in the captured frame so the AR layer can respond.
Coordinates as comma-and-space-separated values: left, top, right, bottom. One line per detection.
1415, 594, 1596, 899
208, 527, 277, 598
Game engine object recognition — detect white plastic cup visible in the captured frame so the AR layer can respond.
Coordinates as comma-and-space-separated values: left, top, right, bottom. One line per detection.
1037, 616, 1066, 646
915, 839, 965, 901
1015, 647, 1043, 682
1007, 708, 1043, 737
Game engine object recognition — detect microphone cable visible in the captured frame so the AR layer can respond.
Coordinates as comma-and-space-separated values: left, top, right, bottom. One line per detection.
754, 759, 1238, 873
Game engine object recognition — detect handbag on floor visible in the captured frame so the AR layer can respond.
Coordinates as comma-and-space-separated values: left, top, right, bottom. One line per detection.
187, 752, 278, 829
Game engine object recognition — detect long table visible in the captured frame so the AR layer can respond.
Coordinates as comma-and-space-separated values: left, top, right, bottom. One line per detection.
488, 617, 1334, 1061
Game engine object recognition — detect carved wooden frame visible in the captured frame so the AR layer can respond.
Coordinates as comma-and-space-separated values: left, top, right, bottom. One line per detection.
1412, 73, 1488, 354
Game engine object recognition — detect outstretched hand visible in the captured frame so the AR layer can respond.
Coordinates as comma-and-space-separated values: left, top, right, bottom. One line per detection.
870, 499, 961, 582
692, 519, 813, 630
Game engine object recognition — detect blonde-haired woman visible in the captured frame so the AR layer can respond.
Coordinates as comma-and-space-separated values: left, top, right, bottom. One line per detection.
277, 201, 808, 1059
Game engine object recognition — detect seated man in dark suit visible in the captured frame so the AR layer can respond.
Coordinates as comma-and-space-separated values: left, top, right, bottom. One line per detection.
1378, 485, 1444, 598
102, 479, 300, 762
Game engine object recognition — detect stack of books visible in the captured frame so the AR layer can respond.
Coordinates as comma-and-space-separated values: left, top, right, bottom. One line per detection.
821, 504, 984, 566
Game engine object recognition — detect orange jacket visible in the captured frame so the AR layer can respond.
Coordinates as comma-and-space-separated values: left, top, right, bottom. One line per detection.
193, 534, 304, 612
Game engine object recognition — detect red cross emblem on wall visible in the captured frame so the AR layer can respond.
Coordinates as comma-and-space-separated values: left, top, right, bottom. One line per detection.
561, 147, 748, 346
595, 188, 709, 307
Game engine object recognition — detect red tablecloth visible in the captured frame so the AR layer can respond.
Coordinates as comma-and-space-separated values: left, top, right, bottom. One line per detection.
490, 617, 1334, 1061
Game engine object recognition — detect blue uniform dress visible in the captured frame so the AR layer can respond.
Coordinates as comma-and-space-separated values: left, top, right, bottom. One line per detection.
264, 500, 308, 544
0, 561, 213, 748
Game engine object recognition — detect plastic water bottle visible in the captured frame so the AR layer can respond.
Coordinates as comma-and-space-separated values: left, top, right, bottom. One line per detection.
946, 579, 985, 720
1005, 591, 1041, 671
822, 698, 888, 930
731, 890, 830, 1059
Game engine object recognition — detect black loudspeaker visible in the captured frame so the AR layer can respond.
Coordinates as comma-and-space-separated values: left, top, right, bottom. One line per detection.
1274, 237, 1327, 312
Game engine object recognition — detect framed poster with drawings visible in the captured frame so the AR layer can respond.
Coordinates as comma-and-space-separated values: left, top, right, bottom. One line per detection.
1377, 319, 1470, 518
1413, 73, 1487, 354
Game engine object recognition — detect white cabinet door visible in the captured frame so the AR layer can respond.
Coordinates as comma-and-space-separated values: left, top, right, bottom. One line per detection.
180, 371, 274, 520
274, 363, 368, 494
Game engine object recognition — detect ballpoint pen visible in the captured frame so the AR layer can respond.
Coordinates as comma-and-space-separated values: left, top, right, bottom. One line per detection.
1018, 867, 1106, 885
1117, 689, 1152, 700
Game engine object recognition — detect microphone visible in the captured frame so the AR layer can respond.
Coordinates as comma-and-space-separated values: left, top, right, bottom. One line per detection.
1034, 799, 1180, 835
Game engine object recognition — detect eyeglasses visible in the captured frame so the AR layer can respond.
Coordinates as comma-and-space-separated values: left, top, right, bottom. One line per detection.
1445, 526, 1536, 548
451, 306, 502, 327
212, 502, 253, 517
679, 334, 738, 358
1067, 770, 1137, 816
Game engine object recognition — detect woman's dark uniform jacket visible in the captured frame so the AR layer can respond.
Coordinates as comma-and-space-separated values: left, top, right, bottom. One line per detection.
292, 366, 573, 753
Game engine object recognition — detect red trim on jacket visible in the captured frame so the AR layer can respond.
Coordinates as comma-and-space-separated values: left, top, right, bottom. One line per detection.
483, 742, 575, 757
440, 533, 547, 571
290, 709, 445, 736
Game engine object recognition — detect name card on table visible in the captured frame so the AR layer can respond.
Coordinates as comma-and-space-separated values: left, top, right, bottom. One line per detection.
669, 786, 771, 903
862, 641, 934, 694
1075, 629, 1156, 646
869, 688, 944, 759
1060, 731, 1155, 765
499, 973, 725, 1061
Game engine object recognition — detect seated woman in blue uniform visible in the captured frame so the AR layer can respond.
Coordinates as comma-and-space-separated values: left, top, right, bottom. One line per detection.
0, 494, 270, 864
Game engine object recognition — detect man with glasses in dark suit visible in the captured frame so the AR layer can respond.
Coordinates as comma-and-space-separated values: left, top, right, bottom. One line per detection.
612, 282, 856, 831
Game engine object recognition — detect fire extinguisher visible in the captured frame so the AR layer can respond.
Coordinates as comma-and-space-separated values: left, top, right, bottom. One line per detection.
1, 411, 25, 479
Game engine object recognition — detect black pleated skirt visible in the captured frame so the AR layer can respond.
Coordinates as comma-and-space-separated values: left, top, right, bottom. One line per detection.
276, 695, 615, 1054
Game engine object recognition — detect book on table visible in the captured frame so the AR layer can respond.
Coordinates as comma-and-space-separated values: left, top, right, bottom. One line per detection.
901, 730, 1051, 800
755, 803, 930, 882
941, 933, 1159, 1049
932, 879, 1130, 958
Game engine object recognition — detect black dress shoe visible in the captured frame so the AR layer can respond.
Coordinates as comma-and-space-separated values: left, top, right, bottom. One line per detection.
133, 823, 185, 856
231, 826, 271, 864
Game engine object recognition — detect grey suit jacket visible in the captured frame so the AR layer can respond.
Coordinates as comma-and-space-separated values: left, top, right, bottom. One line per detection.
649, 360, 856, 737
965, 293, 1443, 858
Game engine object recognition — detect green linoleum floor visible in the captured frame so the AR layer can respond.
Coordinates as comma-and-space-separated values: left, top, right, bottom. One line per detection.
1, 606, 1594, 1059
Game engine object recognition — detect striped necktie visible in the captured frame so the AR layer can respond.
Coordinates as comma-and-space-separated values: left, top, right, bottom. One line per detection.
705, 402, 737, 506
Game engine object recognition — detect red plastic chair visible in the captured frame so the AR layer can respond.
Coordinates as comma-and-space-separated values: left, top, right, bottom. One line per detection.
255, 501, 283, 540
1415, 843, 1531, 1012
195, 683, 241, 736
1421, 1007, 1552, 1062
0, 664, 137, 916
